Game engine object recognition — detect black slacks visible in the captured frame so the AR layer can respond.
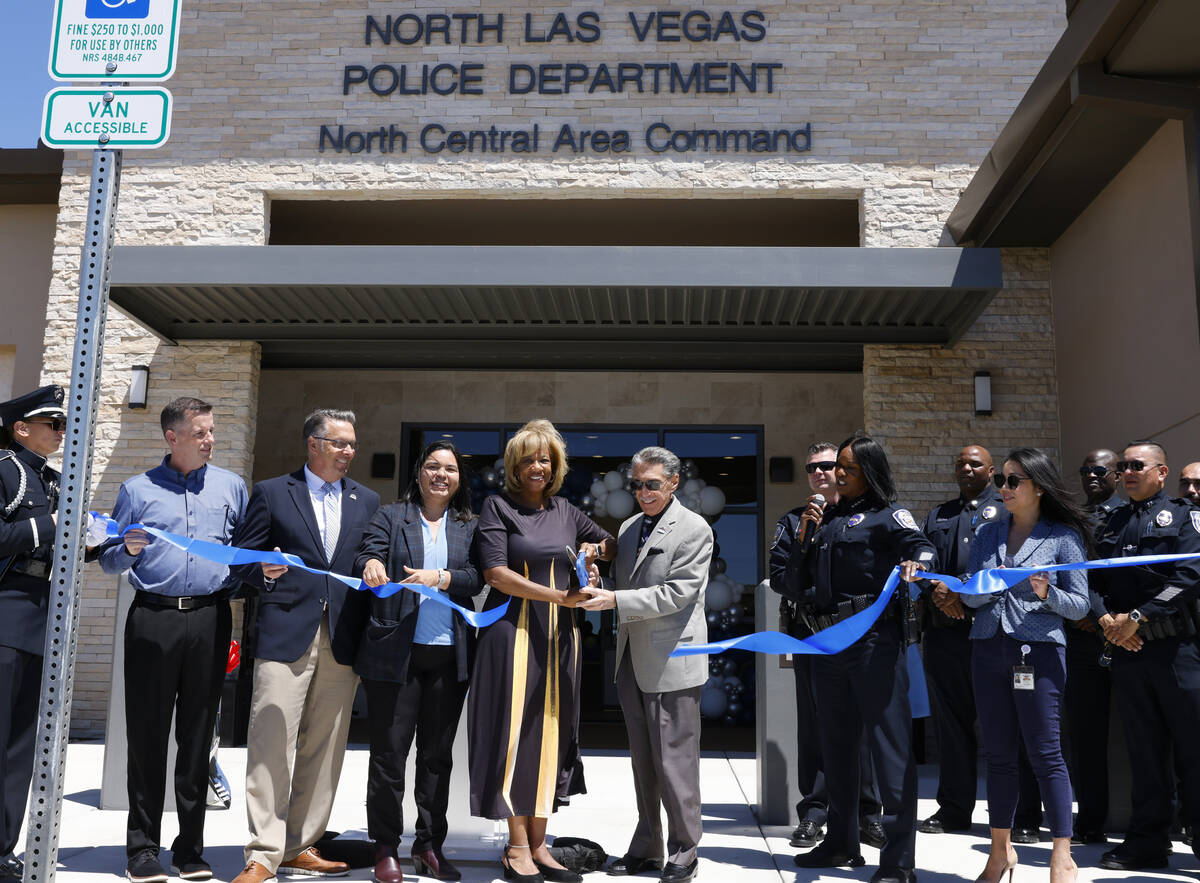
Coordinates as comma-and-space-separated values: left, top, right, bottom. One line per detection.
792, 654, 881, 827
364, 644, 467, 852
810, 627, 917, 870
1064, 626, 1110, 833
1112, 638, 1200, 860
0, 646, 41, 857
124, 599, 230, 861
922, 625, 977, 826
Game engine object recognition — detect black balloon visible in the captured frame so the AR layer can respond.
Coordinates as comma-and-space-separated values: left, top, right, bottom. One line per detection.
713, 558, 727, 574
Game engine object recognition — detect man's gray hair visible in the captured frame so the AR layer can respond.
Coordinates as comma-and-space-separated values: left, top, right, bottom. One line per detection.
632, 445, 681, 478
302, 408, 356, 440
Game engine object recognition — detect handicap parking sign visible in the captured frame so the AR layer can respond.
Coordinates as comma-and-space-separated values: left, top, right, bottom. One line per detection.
84, 0, 150, 18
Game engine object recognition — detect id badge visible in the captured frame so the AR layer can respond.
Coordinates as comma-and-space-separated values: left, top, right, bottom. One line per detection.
1012, 665, 1035, 691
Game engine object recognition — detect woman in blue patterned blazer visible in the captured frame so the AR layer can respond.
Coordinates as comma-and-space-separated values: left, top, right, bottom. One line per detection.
959, 448, 1092, 883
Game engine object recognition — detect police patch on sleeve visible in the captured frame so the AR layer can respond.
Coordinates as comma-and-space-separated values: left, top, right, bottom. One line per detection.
771, 521, 785, 550
1191, 511, 1200, 534
1156, 509, 1173, 528
893, 509, 918, 530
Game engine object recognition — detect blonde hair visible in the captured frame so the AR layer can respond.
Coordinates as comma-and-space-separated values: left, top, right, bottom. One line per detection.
504, 419, 568, 498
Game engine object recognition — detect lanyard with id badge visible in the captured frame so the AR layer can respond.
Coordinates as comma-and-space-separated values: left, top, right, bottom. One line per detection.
1013, 643, 1035, 691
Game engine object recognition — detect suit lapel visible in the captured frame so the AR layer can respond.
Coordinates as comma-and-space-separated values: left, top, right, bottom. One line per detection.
329, 479, 363, 563
630, 497, 682, 575
401, 504, 425, 572
287, 471, 325, 561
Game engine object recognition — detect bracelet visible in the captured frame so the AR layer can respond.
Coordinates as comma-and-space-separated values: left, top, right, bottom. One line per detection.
439, 569, 448, 589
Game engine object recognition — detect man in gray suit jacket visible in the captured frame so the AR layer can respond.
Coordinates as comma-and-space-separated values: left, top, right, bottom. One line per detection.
581, 446, 712, 883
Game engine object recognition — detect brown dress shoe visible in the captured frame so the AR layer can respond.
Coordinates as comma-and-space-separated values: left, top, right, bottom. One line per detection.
278, 848, 349, 878
232, 862, 276, 883
372, 845, 404, 883
411, 847, 462, 881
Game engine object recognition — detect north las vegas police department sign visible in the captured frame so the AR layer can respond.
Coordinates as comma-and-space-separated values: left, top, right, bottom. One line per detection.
319, 9, 813, 156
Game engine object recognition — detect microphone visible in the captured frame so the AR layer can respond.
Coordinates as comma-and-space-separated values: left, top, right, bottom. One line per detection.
799, 493, 826, 553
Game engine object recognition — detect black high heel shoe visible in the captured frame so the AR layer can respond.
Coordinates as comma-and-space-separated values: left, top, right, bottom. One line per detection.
501, 844, 544, 883
533, 859, 583, 883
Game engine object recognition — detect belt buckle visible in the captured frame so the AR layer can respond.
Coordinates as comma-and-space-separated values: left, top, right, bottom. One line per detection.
175, 596, 193, 611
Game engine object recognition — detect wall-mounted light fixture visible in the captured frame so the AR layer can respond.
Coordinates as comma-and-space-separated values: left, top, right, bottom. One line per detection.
974, 370, 992, 416
129, 365, 150, 409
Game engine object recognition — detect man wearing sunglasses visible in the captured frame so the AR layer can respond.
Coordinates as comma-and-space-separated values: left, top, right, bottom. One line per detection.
1062, 449, 1124, 846
0, 385, 68, 881
768, 443, 883, 853
1090, 441, 1200, 871
1179, 462, 1200, 507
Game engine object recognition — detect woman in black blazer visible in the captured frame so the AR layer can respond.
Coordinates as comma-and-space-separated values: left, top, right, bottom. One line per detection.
354, 441, 484, 883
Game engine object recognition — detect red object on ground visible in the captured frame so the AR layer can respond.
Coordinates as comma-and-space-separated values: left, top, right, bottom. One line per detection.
227, 639, 241, 673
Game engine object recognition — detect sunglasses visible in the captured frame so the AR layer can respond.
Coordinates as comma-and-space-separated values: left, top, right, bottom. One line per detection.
1116, 460, 1161, 473
805, 460, 837, 474
1078, 466, 1111, 478
630, 479, 665, 491
26, 417, 66, 432
993, 474, 1033, 490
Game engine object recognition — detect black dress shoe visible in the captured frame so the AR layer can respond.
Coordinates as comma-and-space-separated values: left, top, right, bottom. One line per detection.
919, 814, 971, 835
607, 856, 663, 876
794, 847, 865, 869
0, 855, 22, 881
660, 859, 698, 883
1010, 827, 1040, 844
870, 867, 916, 883
860, 820, 886, 848
1069, 829, 1107, 845
1099, 848, 1168, 871
790, 820, 824, 848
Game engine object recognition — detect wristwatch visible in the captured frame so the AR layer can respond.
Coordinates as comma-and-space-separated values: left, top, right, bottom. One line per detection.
1129, 608, 1143, 625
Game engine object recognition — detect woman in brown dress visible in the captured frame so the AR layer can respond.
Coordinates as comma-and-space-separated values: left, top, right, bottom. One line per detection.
469, 419, 613, 883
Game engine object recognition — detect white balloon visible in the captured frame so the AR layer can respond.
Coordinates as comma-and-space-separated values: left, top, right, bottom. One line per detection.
605, 489, 636, 520
683, 478, 703, 495
699, 485, 726, 516
590, 480, 607, 499
603, 471, 624, 491
706, 579, 734, 611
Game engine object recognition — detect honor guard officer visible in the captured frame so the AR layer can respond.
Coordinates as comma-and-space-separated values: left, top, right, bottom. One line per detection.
0, 386, 67, 880
1090, 441, 1200, 872
787, 435, 935, 883
1063, 449, 1124, 845
769, 442, 883, 852
917, 445, 1003, 836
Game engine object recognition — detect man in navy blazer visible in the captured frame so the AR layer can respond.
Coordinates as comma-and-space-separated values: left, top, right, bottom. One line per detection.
229, 409, 380, 883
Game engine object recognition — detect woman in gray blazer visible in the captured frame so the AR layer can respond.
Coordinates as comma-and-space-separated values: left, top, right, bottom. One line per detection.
956, 448, 1092, 883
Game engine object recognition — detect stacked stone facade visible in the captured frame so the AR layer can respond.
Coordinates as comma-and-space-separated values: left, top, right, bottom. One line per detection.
40, 0, 1066, 735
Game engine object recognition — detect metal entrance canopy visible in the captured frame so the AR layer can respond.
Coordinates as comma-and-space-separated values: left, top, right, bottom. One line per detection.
109, 245, 1002, 371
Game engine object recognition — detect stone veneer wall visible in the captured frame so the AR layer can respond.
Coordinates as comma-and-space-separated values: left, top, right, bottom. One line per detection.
37, 0, 1066, 736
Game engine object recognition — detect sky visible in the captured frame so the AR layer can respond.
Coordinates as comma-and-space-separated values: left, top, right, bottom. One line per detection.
2, 2, 57, 148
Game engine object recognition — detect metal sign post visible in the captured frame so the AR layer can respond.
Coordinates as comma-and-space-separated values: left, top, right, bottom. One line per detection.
23, 148, 123, 883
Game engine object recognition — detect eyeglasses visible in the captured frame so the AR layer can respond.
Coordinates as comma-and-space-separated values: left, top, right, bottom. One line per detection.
1078, 466, 1112, 478
630, 479, 665, 491
1181, 478, 1200, 488
805, 460, 837, 474
313, 436, 357, 451
993, 474, 1033, 490
1116, 460, 1161, 473
26, 418, 66, 432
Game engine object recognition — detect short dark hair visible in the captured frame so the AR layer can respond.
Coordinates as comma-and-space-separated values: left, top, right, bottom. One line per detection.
808, 442, 837, 457
1005, 448, 1095, 555
402, 441, 475, 522
837, 435, 896, 505
160, 397, 212, 435
1124, 439, 1167, 464
303, 408, 356, 440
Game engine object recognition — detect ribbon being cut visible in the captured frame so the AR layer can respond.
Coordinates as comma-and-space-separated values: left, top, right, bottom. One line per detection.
92, 512, 509, 628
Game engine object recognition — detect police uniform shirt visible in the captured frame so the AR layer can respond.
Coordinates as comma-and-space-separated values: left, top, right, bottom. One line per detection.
794, 495, 936, 612
1091, 489, 1200, 620
0, 442, 60, 655
1088, 492, 1126, 521
923, 484, 1003, 578
768, 505, 806, 602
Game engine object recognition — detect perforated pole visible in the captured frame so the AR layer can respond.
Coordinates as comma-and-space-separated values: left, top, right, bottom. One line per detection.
24, 148, 122, 883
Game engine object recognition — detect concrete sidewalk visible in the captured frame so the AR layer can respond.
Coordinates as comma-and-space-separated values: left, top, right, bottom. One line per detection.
33, 744, 1200, 883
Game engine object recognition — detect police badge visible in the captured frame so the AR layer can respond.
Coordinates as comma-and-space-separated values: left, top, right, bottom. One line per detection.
982, 505, 998, 520
893, 509, 918, 530
848, 513, 865, 528
1156, 509, 1173, 528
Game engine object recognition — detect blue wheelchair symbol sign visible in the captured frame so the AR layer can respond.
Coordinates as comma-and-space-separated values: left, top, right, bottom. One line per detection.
85, 0, 150, 18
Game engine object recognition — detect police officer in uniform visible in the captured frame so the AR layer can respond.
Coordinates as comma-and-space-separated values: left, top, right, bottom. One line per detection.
1090, 441, 1200, 871
1063, 448, 1123, 844
770, 443, 883, 851
787, 435, 935, 883
0, 386, 66, 879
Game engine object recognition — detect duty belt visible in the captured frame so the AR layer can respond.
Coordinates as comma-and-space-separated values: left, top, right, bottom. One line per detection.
803, 594, 899, 633
135, 590, 223, 611
1137, 608, 1198, 643
7, 558, 50, 580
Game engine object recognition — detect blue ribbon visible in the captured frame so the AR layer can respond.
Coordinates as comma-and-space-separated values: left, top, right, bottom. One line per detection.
95, 513, 509, 629
673, 550, 1200, 659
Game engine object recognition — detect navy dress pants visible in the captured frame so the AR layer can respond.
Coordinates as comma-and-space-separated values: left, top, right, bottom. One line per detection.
0, 646, 40, 857
1063, 626, 1110, 833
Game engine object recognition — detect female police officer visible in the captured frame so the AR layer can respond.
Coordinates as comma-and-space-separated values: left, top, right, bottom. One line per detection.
787, 435, 935, 883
